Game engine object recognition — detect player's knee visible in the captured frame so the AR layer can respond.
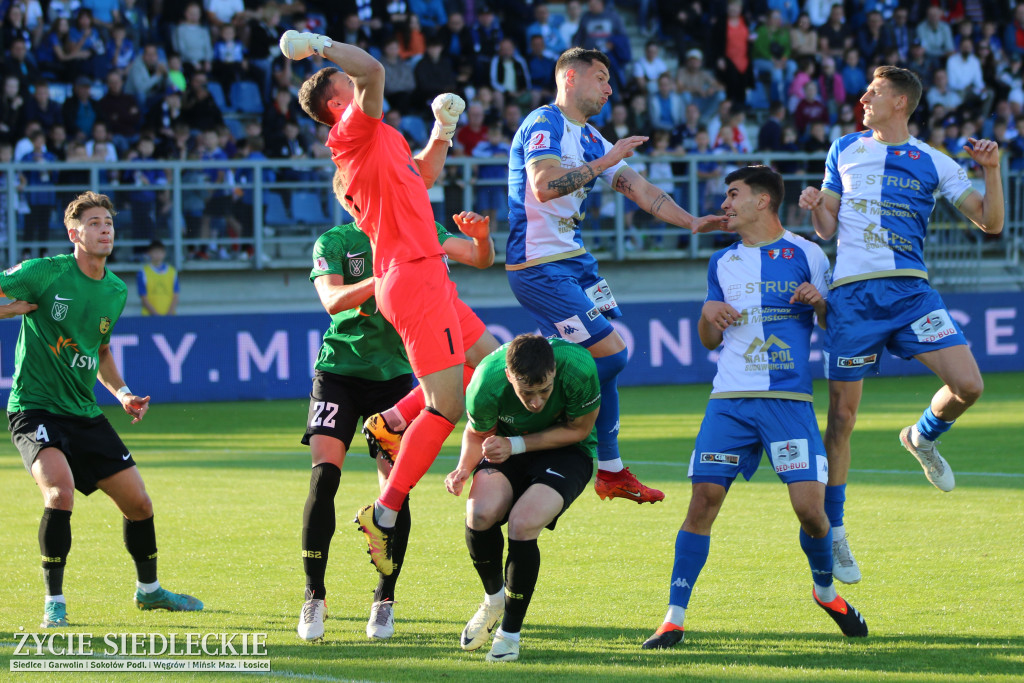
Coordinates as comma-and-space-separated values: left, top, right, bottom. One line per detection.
126, 494, 154, 521
427, 394, 464, 424
793, 504, 829, 536
593, 347, 628, 384
506, 511, 545, 541
43, 486, 74, 511
466, 500, 501, 531
954, 375, 984, 406
827, 402, 858, 435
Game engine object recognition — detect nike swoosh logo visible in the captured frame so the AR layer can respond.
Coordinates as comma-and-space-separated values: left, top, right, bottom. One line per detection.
346, 251, 367, 258
122, 453, 131, 460
623, 490, 642, 497
545, 468, 565, 479
54, 295, 73, 301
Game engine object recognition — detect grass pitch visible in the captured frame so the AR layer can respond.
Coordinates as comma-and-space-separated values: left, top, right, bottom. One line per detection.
1, 373, 1023, 682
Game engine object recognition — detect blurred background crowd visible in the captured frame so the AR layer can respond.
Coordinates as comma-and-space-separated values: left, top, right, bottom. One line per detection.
0, 0, 1019, 258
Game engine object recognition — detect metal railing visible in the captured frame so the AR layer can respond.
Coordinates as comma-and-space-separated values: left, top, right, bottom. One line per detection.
3, 153, 1021, 289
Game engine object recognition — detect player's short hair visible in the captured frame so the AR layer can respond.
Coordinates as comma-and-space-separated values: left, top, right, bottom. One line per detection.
506, 334, 556, 386
298, 67, 340, 126
64, 191, 116, 230
725, 165, 784, 214
873, 65, 922, 119
555, 47, 611, 79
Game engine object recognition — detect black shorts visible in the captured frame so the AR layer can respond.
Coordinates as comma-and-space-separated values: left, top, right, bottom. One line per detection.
476, 445, 594, 531
301, 370, 414, 452
9, 410, 135, 496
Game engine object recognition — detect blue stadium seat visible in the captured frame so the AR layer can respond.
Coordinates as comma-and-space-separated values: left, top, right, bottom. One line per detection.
264, 191, 291, 226
400, 114, 428, 146
291, 191, 329, 225
230, 80, 264, 114
207, 81, 229, 112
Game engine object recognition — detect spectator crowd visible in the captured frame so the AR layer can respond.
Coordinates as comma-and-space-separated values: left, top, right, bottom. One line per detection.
0, 0, 1019, 257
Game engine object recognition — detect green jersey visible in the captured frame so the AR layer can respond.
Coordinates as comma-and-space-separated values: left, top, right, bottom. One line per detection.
310, 222, 454, 381
466, 338, 601, 458
1, 254, 128, 418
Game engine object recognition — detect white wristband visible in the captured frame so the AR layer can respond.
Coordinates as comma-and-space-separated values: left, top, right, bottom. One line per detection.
507, 436, 526, 455
116, 386, 131, 398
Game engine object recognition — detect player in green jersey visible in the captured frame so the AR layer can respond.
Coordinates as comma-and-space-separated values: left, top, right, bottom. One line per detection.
0, 191, 202, 629
445, 334, 600, 662
298, 211, 498, 641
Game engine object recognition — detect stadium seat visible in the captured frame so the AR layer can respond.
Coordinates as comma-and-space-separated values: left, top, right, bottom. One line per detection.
401, 114, 428, 146
291, 191, 330, 225
230, 80, 264, 114
264, 191, 291, 226
207, 81, 229, 112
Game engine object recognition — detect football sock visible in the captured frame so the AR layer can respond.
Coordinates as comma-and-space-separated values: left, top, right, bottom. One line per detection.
379, 407, 455, 511
46, 594, 66, 604
495, 627, 520, 642
814, 583, 838, 603
599, 457, 624, 473
374, 501, 397, 528
824, 484, 846, 528
124, 516, 158, 585
374, 498, 411, 603
502, 538, 540, 634
393, 366, 474, 427
301, 463, 340, 600
137, 581, 160, 594
466, 524, 505, 595
665, 605, 685, 627
669, 530, 710, 609
593, 349, 628, 469
485, 589, 504, 607
916, 406, 954, 442
382, 407, 407, 432
800, 527, 834, 591
40, 508, 71, 597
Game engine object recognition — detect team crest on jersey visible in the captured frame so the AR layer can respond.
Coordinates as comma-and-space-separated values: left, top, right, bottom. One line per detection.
768, 249, 781, 259
349, 258, 365, 276
4, 262, 22, 275
889, 149, 907, 156
909, 151, 921, 160
782, 248, 794, 259
314, 256, 329, 271
51, 302, 68, 321
527, 130, 550, 152
99, 316, 111, 334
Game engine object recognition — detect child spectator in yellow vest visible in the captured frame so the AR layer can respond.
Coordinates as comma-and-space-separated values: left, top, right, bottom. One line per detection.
138, 240, 178, 315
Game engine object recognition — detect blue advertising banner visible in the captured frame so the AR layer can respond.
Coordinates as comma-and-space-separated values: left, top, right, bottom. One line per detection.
0, 293, 1020, 405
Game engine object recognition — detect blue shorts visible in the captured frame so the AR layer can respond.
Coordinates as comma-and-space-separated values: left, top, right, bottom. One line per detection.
825, 277, 967, 381
507, 253, 621, 348
687, 398, 829, 488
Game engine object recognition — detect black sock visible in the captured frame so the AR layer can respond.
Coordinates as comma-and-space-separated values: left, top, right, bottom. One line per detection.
502, 538, 540, 633
124, 516, 158, 584
302, 463, 340, 600
374, 497, 411, 603
466, 524, 505, 596
40, 508, 72, 596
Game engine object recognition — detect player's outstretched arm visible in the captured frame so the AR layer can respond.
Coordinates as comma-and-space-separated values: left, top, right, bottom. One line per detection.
958, 137, 1004, 235
790, 281, 827, 330
799, 187, 840, 240
443, 212, 495, 268
611, 166, 730, 234
0, 299, 38, 318
279, 31, 385, 119
446, 425, 491, 496
97, 344, 151, 424
698, 300, 741, 350
528, 135, 648, 203
412, 93, 466, 186
313, 274, 375, 315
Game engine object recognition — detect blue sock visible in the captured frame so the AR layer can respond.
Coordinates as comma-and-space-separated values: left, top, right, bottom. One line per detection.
593, 348, 628, 464
824, 484, 846, 529
799, 528, 833, 589
916, 406, 954, 442
669, 530, 710, 608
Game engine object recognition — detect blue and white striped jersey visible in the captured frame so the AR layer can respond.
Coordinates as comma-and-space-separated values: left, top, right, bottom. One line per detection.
506, 104, 628, 270
707, 231, 830, 401
821, 131, 974, 288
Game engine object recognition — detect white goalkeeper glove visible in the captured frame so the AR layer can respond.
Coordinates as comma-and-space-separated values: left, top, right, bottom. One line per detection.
279, 30, 333, 61
431, 93, 465, 146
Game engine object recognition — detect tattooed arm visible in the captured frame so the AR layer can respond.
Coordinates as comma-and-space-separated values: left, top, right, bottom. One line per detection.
527, 135, 648, 203
612, 166, 729, 234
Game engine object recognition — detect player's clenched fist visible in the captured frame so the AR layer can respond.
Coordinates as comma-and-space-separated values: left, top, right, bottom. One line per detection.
798, 186, 823, 210
431, 93, 465, 145
279, 30, 333, 60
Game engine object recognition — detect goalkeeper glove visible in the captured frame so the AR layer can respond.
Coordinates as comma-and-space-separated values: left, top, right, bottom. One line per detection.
279, 30, 333, 60
431, 93, 465, 146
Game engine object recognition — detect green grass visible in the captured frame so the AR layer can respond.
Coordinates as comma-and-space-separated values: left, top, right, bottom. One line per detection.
2, 373, 1023, 682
